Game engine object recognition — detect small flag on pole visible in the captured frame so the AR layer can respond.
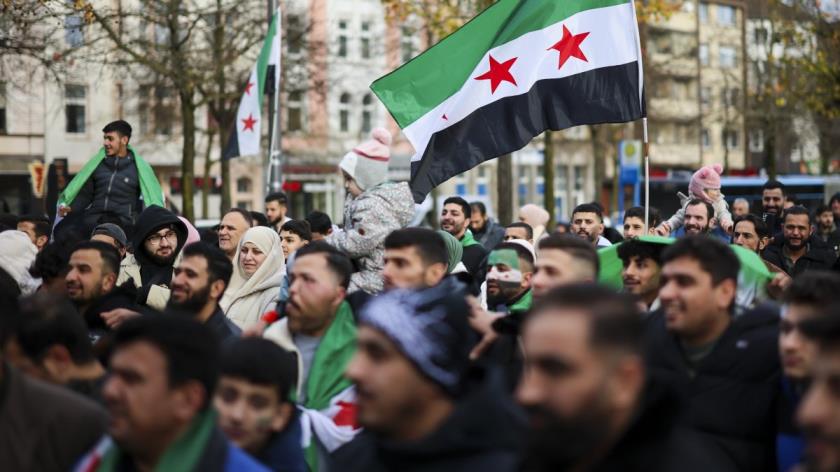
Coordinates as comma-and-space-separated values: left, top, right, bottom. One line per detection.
371, 0, 646, 203
224, 8, 281, 159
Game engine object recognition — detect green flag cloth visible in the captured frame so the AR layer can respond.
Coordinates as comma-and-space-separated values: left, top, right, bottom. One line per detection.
304, 301, 356, 411
460, 229, 481, 248
58, 145, 164, 209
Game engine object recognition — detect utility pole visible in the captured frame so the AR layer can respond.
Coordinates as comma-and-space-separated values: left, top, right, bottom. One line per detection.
266, 0, 283, 194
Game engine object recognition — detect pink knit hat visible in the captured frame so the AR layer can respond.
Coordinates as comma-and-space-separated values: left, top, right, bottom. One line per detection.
689, 164, 723, 202
339, 127, 392, 191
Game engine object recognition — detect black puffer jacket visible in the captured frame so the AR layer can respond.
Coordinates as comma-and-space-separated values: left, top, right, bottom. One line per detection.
644, 306, 781, 471
329, 366, 524, 472
762, 236, 837, 277
70, 152, 143, 228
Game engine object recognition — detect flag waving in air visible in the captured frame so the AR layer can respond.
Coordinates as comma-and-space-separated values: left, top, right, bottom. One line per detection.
224, 8, 281, 159
371, 0, 646, 203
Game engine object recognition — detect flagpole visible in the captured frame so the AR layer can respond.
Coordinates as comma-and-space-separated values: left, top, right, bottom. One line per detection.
266, 1, 283, 194
643, 117, 649, 232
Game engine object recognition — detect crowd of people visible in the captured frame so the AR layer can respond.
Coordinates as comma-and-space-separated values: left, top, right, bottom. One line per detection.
1, 122, 840, 471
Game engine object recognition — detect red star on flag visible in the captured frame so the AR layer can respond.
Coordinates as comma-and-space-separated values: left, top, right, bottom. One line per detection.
548, 25, 590, 69
474, 55, 518, 94
244, 81, 255, 95
241, 113, 257, 132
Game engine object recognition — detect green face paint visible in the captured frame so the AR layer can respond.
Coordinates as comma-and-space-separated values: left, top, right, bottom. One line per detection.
488, 249, 521, 271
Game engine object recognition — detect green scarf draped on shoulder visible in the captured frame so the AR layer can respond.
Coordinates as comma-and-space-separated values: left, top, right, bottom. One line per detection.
58, 145, 164, 208
305, 301, 356, 410
95, 409, 217, 472
460, 229, 481, 248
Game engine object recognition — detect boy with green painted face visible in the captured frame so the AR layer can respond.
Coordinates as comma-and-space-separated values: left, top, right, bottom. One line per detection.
486, 242, 534, 313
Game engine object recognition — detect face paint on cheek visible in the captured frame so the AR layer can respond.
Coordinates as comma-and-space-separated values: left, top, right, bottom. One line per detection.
487, 266, 523, 291
254, 414, 275, 433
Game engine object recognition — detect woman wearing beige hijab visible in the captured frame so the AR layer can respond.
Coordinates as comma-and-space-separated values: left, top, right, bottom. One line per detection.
221, 226, 284, 329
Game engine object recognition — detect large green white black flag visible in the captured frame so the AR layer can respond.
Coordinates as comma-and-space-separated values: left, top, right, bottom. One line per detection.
371, 0, 646, 202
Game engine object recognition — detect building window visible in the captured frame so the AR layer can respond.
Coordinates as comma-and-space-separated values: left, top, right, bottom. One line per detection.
701, 128, 711, 148
754, 26, 768, 45
717, 5, 736, 27
65, 84, 86, 134
287, 15, 304, 56
699, 3, 708, 23
749, 129, 765, 152
236, 177, 252, 193
360, 21, 371, 59
337, 20, 348, 58
287, 90, 303, 132
361, 94, 374, 133
236, 200, 252, 210
723, 88, 739, 107
401, 26, 415, 63
65, 11, 84, 47
0, 82, 6, 134
700, 86, 711, 106
699, 43, 709, 66
723, 129, 739, 149
153, 86, 174, 136
339, 93, 351, 132
719, 46, 737, 68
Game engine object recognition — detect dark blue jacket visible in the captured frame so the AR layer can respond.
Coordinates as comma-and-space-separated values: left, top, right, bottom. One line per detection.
776, 377, 806, 472
255, 408, 307, 472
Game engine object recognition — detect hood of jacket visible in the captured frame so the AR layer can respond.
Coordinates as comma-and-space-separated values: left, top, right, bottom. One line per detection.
131, 205, 188, 268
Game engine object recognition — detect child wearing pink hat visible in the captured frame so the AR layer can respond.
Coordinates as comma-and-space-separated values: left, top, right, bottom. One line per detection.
655, 164, 733, 235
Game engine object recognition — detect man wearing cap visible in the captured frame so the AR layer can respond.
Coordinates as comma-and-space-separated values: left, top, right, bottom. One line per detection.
332, 281, 523, 471
325, 127, 414, 294
91, 223, 129, 260
57, 120, 163, 229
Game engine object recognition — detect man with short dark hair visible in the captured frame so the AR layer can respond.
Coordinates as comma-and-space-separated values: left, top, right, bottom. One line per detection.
571, 203, 609, 247
263, 242, 359, 466
0, 294, 108, 471
504, 222, 534, 245
279, 220, 312, 262
646, 236, 781, 471
75, 315, 268, 471
16, 214, 49, 252
486, 242, 534, 313
763, 206, 837, 277
532, 234, 599, 297
306, 211, 333, 240
167, 242, 241, 343
762, 179, 787, 234
219, 209, 254, 261
382, 227, 448, 290
815, 204, 840, 256
265, 192, 291, 231
830, 192, 840, 223
622, 206, 661, 239
617, 239, 664, 311
776, 272, 840, 472
216, 338, 306, 472
441, 196, 488, 279
57, 120, 164, 228
519, 284, 720, 471
679, 198, 714, 236
333, 283, 523, 471
5, 292, 106, 400
470, 201, 505, 251
732, 214, 770, 253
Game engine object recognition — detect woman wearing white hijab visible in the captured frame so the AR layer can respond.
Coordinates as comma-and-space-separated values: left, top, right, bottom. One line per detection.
221, 226, 284, 329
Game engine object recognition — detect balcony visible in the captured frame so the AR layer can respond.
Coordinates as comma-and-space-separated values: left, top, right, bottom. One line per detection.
649, 143, 701, 167
648, 97, 700, 121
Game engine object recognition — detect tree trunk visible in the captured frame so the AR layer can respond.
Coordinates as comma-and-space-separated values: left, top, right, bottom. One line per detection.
202, 128, 215, 219
221, 154, 232, 213
180, 89, 197, 221
542, 131, 555, 229
496, 154, 513, 225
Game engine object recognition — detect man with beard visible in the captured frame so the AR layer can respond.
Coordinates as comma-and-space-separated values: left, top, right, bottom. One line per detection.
763, 206, 836, 277
262, 242, 359, 468
815, 204, 840, 256
485, 242, 533, 313
66, 241, 138, 343
333, 283, 523, 471
518, 284, 723, 472
678, 199, 714, 236
570, 203, 610, 247
797, 307, 840, 472
265, 192, 291, 232
470, 201, 505, 251
762, 179, 787, 235
441, 196, 488, 280
776, 272, 840, 471
732, 214, 770, 253
646, 236, 780, 471
166, 242, 241, 343
119, 205, 187, 310
218, 209, 253, 261
382, 228, 448, 290
617, 239, 664, 312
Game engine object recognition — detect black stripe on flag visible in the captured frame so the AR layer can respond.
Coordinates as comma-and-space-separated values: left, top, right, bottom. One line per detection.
409, 61, 645, 203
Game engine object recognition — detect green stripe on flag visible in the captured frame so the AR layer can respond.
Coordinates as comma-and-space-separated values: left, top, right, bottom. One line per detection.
371, 0, 629, 128
256, 11, 279, 109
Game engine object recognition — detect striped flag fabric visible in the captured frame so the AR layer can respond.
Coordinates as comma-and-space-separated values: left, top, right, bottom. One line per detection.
371, 0, 646, 202
223, 8, 281, 159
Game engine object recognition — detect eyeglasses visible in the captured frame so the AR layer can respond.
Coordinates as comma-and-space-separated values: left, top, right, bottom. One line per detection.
146, 230, 178, 246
